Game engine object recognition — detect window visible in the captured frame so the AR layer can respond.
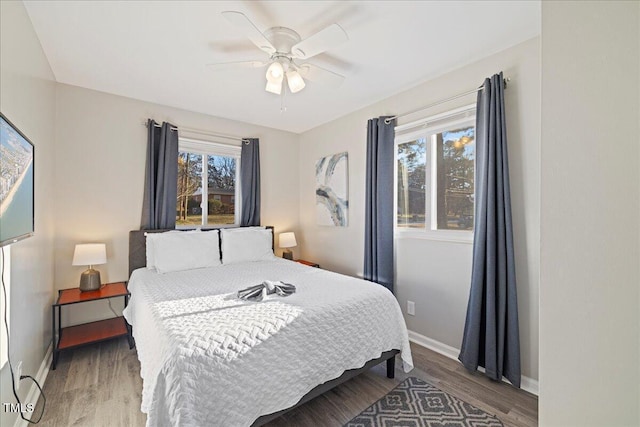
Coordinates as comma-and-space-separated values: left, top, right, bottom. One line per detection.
176, 138, 241, 227
395, 105, 475, 241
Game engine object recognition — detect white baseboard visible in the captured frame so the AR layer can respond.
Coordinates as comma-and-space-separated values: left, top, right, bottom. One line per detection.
13, 344, 52, 427
517, 373, 539, 396
407, 329, 539, 396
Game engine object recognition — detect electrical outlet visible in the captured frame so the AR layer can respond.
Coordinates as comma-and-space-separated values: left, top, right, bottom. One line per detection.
14, 361, 22, 390
407, 300, 415, 316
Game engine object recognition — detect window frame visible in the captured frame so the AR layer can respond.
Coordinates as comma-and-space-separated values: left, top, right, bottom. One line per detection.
177, 137, 242, 229
394, 104, 476, 244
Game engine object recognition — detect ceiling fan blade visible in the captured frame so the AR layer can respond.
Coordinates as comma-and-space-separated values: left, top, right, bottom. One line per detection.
222, 11, 276, 55
291, 24, 348, 60
298, 63, 345, 88
206, 60, 269, 71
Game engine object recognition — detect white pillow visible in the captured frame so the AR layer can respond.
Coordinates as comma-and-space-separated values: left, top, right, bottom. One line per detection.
153, 230, 221, 274
221, 228, 274, 264
146, 229, 200, 269
223, 226, 265, 232
217, 227, 266, 248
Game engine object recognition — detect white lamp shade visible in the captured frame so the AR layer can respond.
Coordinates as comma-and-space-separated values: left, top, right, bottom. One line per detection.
72, 243, 107, 266
265, 78, 282, 95
286, 70, 306, 93
279, 232, 297, 249
265, 62, 284, 82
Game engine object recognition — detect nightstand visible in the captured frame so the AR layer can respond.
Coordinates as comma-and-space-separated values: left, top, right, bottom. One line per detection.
51, 281, 134, 370
295, 259, 320, 268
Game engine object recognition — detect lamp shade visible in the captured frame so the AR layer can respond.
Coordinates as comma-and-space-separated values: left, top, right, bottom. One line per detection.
266, 62, 284, 82
286, 70, 306, 93
265, 78, 282, 95
72, 243, 107, 266
279, 232, 297, 249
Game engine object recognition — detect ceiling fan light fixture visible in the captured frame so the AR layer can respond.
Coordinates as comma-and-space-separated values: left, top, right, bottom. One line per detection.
286, 70, 306, 93
266, 61, 284, 82
265, 78, 282, 95
218, 11, 349, 98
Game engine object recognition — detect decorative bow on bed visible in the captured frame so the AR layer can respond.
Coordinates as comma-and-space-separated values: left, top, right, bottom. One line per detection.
237, 280, 296, 302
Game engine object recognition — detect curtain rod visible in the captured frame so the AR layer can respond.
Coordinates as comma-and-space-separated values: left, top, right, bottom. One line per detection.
143, 121, 249, 143
385, 77, 510, 124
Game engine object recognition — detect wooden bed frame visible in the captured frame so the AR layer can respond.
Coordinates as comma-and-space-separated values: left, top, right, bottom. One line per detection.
128, 227, 399, 426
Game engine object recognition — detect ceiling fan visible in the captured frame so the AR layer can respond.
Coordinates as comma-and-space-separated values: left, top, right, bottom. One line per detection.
208, 11, 348, 95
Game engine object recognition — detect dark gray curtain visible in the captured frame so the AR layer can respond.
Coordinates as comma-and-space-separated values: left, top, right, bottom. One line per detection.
141, 120, 178, 230
364, 116, 396, 293
459, 72, 521, 387
240, 138, 260, 226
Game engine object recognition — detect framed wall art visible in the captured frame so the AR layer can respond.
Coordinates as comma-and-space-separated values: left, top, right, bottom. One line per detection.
315, 151, 348, 227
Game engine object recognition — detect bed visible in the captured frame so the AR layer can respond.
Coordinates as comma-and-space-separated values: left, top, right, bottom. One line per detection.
124, 227, 413, 427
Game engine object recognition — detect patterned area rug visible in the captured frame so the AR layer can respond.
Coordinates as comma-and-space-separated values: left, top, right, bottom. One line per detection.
344, 377, 504, 427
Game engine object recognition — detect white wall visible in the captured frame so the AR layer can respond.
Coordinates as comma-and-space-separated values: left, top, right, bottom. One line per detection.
54, 84, 300, 326
539, 1, 639, 425
298, 37, 540, 382
0, 1, 57, 425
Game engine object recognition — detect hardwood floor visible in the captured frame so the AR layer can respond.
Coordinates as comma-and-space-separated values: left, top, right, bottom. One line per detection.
34, 338, 537, 426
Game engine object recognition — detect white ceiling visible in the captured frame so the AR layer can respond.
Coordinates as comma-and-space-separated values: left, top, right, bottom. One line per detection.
23, 1, 540, 134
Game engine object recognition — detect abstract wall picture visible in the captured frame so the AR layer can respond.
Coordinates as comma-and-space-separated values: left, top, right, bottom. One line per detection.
316, 152, 348, 226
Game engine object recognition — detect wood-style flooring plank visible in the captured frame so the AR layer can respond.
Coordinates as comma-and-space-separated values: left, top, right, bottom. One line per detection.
63, 345, 100, 393
34, 337, 537, 426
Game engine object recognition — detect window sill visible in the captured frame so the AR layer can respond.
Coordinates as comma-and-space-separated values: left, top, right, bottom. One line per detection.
395, 229, 473, 244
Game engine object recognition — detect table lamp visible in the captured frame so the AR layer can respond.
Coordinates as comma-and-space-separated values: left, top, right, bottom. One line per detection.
279, 232, 297, 260
72, 243, 107, 291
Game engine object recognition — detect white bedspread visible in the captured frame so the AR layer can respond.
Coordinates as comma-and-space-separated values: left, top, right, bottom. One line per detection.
123, 258, 413, 427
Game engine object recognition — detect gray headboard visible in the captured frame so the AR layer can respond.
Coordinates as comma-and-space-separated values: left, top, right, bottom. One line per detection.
128, 226, 275, 277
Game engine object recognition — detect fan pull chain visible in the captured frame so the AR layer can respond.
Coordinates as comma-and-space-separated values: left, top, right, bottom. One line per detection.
280, 87, 287, 113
